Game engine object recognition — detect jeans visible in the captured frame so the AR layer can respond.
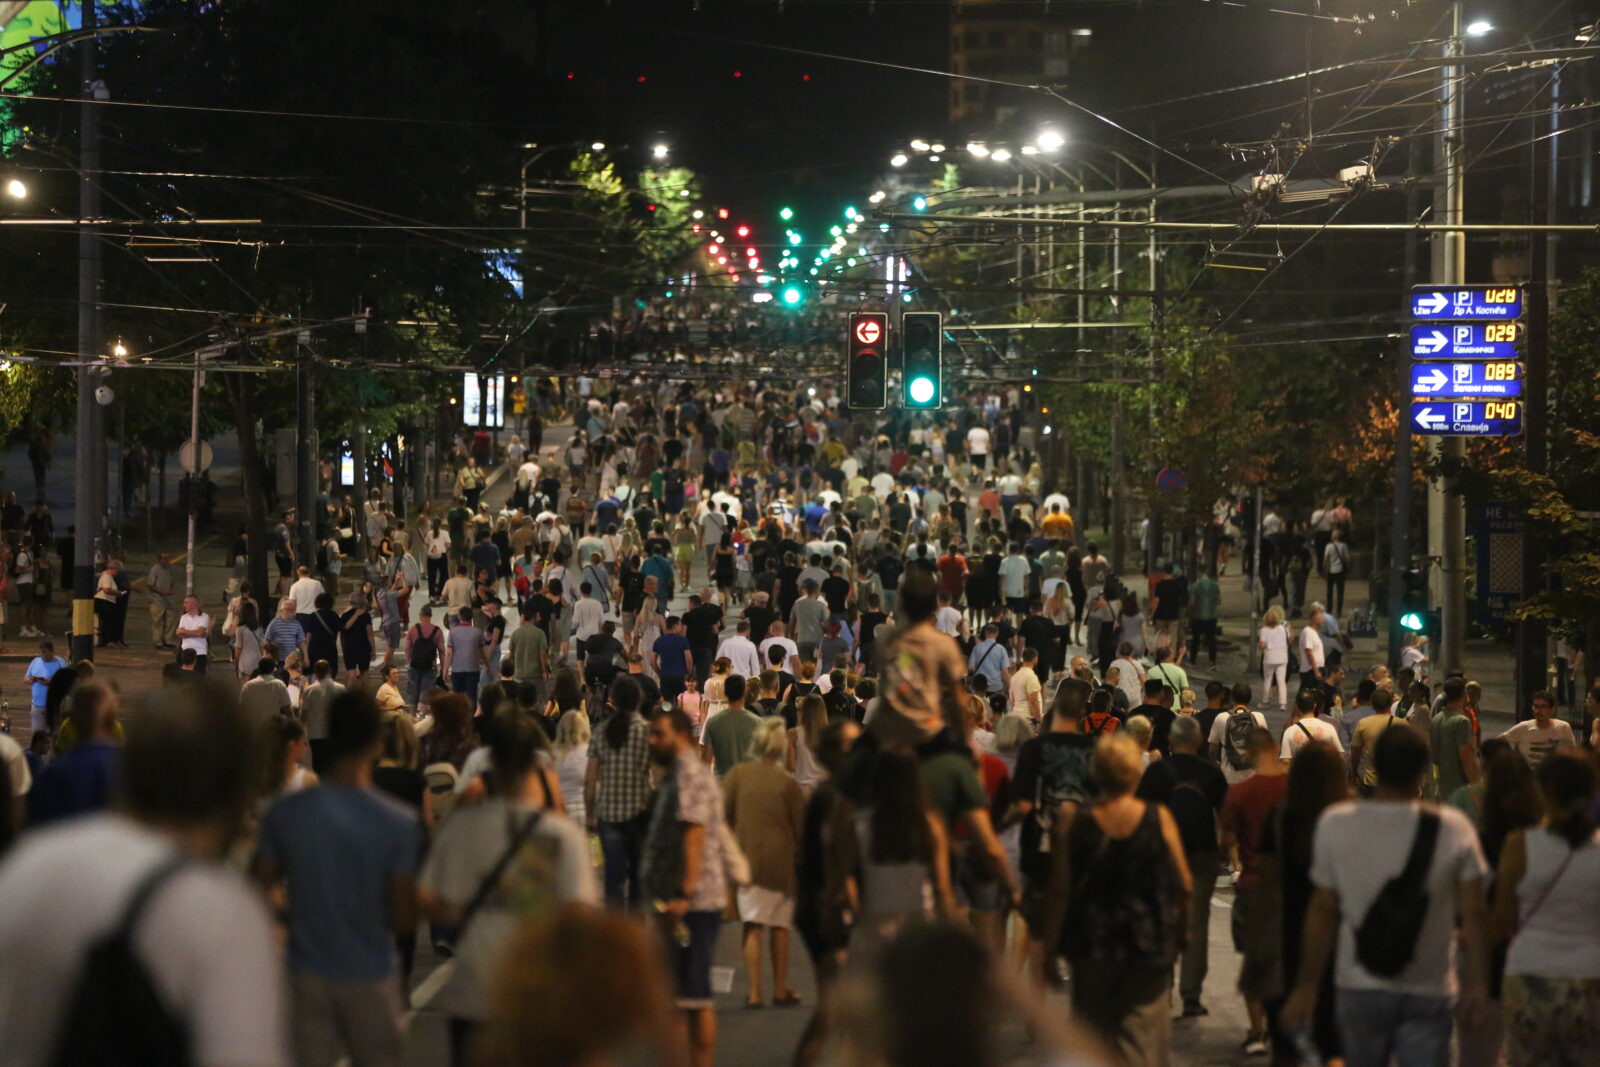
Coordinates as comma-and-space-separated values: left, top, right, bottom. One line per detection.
1326, 571, 1347, 616
1179, 851, 1219, 1005
451, 670, 481, 706
1188, 618, 1218, 665
692, 645, 714, 686
598, 812, 651, 910
1335, 988, 1453, 1067
408, 668, 437, 709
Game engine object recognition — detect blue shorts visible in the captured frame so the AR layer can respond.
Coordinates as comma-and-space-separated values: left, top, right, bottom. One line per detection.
664, 910, 722, 1010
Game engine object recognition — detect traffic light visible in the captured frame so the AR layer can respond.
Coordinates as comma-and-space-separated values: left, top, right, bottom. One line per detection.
1398, 568, 1437, 638
846, 312, 888, 410
901, 311, 942, 409
779, 206, 794, 221
780, 284, 804, 307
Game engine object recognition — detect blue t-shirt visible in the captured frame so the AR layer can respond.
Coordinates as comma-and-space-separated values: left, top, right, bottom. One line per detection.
653, 632, 691, 678
29, 740, 119, 827
257, 784, 419, 982
24, 656, 65, 707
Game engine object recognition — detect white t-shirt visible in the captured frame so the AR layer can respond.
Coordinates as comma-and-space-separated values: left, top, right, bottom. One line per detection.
287, 576, 325, 615
1259, 624, 1289, 666
715, 635, 762, 679
1501, 719, 1575, 767
759, 636, 799, 672
178, 612, 212, 656
0, 733, 32, 797
870, 472, 897, 500
1310, 801, 1487, 995
934, 605, 964, 636
966, 426, 991, 456
997, 474, 1023, 497
571, 597, 604, 641
0, 815, 287, 1067
1279, 716, 1345, 762
1297, 625, 1325, 674
1208, 708, 1271, 784
1009, 666, 1043, 718
1042, 492, 1072, 514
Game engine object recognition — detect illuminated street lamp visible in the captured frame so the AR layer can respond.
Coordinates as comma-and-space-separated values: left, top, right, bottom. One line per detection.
4, 178, 24, 199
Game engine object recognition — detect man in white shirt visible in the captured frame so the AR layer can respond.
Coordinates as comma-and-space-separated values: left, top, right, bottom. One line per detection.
287, 566, 325, 630
1501, 690, 1576, 767
1281, 724, 1489, 1066
0, 688, 289, 1067
759, 621, 801, 678
570, 583, 605, 657
1209, 684, 1273, 784
175, 594, 214, 674
1298, 606, 1326, 692
998, 545, 1031, 613
716, 619, 762, 679
1280, 688, 1345, 764
934, 592, 965, 638
1008, 647, 1043, 721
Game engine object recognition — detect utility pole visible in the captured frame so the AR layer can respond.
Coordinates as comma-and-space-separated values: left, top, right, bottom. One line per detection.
1430, 1, 1468, 676
296, 334, 317, 570
70, 2, 103, 663
1389, 136, 1425, 672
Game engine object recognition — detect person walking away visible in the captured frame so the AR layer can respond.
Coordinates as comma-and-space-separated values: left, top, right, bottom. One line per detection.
584, 676, 654, 910
1322, 530, 1350, 617
722, 716, 806, 1007
1281, 725, 1491, 1067
1489, 752, 1600, 1067
1430, 677, 1480, 800
1041, 734, 1192, 1066
28, 683, 121, 828
146, 552, 177, 649
418, 710, 598, 1065
701, 674, 760, 778
1137, 715, 1228, 1018
1297, 606, 1326, 696
1187, 568, 1221, 667
1256, 741, 1348, 1064
641, 706, 730, 1067
0, 681, 287, 1067
1258, 607, 1291, 711
405, 606, 446, 711
254, 690, 419, 1067
1219, 725, 1289, 1053
444, 608, 488, 706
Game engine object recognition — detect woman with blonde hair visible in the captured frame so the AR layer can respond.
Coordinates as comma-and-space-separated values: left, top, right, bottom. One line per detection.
632, 594, 664, 679
552, 710, 591, 825
1124, 714, 1160, 767
1258, 605, 1291, 710
723, 716, 807, 1007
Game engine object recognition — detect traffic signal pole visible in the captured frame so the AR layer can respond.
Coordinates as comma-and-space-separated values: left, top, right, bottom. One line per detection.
71, 4, 103, 663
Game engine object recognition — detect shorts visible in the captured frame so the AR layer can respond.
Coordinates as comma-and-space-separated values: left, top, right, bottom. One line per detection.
663, 910, 722, 1010
31, 704, 47, 732
1231, 885, 1254, 953
953, 849, 1003, 913
383, 621, 402, 648
737, 886, 795, 928
276, 553, 294, 578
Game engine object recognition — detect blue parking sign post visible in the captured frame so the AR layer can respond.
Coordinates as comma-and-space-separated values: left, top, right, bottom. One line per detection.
1406, 286, 1524, 438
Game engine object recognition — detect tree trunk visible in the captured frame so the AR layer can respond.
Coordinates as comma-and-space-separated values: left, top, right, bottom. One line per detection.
225, 374, 271, 605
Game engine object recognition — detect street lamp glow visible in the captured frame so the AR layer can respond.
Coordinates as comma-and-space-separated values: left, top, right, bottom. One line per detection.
991, 148, 1012, 162
1465, 19, 1493, 35
781, 285, 803, 306
112, 341, 128, 358
590, 141, 606, 151
890, 153, 908, 167
868, 190, 886, 204
930, 143, 946, 153
1036, 129, 1065, 152
966, 143, 989, 157
779, 206, 794, 220
4, 178, 24, 199
651, 143, 669, 159
909, 139, 930, 152
692, 209, 704, 219
843, 205, 856, 218
1020, 144, 1039, 156
927, 155, 941, 162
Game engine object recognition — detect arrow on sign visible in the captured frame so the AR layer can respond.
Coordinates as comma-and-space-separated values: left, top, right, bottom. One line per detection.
1416, 329, 1447, 354
1415, 406, 1447, 430
1414, 368, 1449, 393
1416, 292, 1448, 315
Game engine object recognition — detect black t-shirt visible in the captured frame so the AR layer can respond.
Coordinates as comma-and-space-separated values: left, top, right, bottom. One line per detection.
483, 615, 507, 651
372, 765, 426, 813
628, 670, 663, 711
1135, 751, 1228, 855
644, 536, 671, 558
1130, 703, 1178, 757
524, 595, 556, 635
876, 555, 904, 590
683, 604, 723, 649
1011, 731, 1098, 880
820, 575, 851, 615
743, 604, 777, 644
823, 688, 862, 724
619, 571, 645, 614
584, 634, 625, 678
1018, 614, 1057, 655
1195, 706, 1225, 744
1153, 577, 1186, 621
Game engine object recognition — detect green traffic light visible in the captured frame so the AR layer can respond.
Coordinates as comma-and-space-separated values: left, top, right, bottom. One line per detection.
907, 376, 936, 405
779, 206, 794, 221
843, 205, 856, 218
1400, 611, 1425, 632
912, 196, 928, 212
781, 285, 803, 306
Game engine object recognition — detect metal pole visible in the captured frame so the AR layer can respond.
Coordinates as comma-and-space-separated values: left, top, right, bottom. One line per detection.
296, 343, 317, 569
1431, 1, 1467, 677
1250, 484, 1264, 673
70, 2, 102, 663
184, 353, 200, 595
1110, 398, 1125, 574
1389, 137, 1424, 672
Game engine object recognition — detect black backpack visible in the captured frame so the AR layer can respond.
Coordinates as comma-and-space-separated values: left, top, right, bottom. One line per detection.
1354, 810, 1440, 978
1223, 707, 1256, 771
51, 857, 194, 1067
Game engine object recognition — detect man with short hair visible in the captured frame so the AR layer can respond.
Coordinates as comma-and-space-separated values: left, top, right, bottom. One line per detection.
239, 657, 293, 727
641, 706, 728, 1067
175, 594, 213, 674
1187, 569, 1221, 667
1219, 726, 1289, 1054
968, 623, 1011, 700
444, 609, 487, 706
758, 620, 800, 679
683, 591, 724, 685
509, 604, 550, 707
1282, 725, 1490, 1067
441, 565, 475, 616
147, 552, 177, 649
700, 673, 758, 777
1349, 686, 1400, 795
652, 616, 693, 704
301, 660, 346, 776
21, 639, 66, 743
789, 581, 826, 665
1281, 688, 1345, 764
715, 618, 761, 680
1130, 677, 1179, 757
1501, 690, 1575, 767
256, 691, 419, 1067
1429, 678, 1479, 797
288, 565, 326, 632
1138, 714, 1228, 1017
0, 683, 287, 1067
1008, 647, 1043, 722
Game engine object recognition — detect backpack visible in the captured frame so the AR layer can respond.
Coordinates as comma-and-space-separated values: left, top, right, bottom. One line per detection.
1354, 811, 1440, 977
1223, 707, 1256, 771
424, 761, 462, 823
1084, 710, 1120, 736
1167, 777, 1217, 858
408, 625, 440, 672
50, 857, 194, 1067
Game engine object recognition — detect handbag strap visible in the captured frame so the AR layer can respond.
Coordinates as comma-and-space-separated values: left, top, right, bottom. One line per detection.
1513, 836, 1580, 939
455, 810, 543, 941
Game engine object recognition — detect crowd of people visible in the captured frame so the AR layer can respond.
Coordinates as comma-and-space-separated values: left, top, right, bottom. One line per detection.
0, 377, 1596, 1067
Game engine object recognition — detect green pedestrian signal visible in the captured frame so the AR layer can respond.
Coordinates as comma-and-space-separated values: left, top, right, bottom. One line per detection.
901, 311, 942, 409
779, 206, 794, 221
781, 285, 804, 307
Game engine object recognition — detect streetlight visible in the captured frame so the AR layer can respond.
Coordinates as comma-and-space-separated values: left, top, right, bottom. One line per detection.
909, 139, 930, 152
1036, 129, 1066, 152
990, 148, 1013, 162
890, 153, 908, 167
1465, 18, 1492, 35
652, 143, 669, 160
5, 178, 24, 199
966, 142, 989, 157
112, 340, 127, 358
590, 141, 606, 151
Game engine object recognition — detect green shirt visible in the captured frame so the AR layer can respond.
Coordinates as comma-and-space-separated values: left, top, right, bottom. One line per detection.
1189, 577, 1221, 620
702, 707, 761, 778
1429, 708, 1475, 797
918, 751, 989, 829
447, 506, 471, 542
509, 623, 548, 681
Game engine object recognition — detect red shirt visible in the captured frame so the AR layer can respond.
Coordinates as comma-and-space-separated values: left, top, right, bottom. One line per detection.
978, 490, 1001, 516
1219, 771, 1289, 888
936, 554, 969, 595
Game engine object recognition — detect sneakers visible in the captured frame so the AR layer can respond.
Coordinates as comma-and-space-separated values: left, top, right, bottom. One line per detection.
1242, 1032, 1269, 1056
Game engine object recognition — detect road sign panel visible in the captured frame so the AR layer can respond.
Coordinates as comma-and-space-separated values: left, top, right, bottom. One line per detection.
1410, 362, 1523, 398
1409, 401, 1522, 437
1409, 286, 1523, 320
1409, 322, 1522, 360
